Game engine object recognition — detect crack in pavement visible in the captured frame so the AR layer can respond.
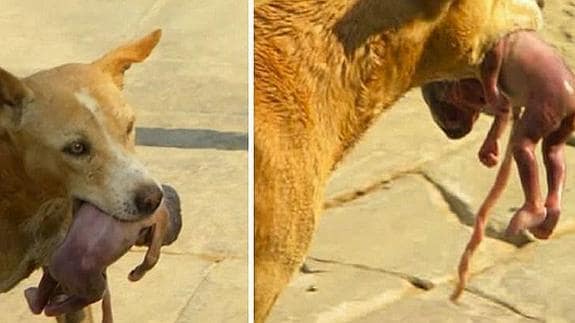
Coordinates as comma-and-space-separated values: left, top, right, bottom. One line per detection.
324, 169, 423, 210
174, 261, 220, 323
323, 165, 530, 247
308, 257, 435, 291
322, 140, 483, 210
127, 249, 240, 263
463, 287, 544, 322
308, 256, 543, 321
419, 172, 532, 247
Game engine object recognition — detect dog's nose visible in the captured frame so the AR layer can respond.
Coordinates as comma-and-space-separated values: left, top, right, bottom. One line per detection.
134, 184, 163, 216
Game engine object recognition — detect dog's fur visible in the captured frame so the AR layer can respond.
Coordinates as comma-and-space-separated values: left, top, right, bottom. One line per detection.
0, 30, 164, 322
255, 0, 543, 321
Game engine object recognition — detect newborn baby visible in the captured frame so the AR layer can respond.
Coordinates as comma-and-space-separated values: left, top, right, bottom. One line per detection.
422, 30, 575, 239
25, 185, 182, 321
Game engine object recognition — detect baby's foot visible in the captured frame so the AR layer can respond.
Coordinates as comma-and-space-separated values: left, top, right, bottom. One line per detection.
529, 206, 560, 239
506, 205, 546, 236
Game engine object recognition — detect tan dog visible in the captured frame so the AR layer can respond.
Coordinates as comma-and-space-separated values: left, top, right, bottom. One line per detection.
255, 0, 543, 321
0, 30, 182, 323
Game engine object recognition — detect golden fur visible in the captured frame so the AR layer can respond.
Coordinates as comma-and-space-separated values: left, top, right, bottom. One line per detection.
0, 30, 162, 323
255, 0, 543, 321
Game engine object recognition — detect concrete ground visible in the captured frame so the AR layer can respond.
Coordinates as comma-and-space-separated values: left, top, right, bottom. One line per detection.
0, 1, 247, 322
268, 2, 575, 322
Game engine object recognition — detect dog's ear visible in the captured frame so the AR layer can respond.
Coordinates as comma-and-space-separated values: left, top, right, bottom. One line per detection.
93, 29, 162, 89
0, 67, 34, 128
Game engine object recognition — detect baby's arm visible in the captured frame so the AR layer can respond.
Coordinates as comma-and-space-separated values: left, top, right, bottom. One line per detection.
481, 40, 509, 113
479, 112, 510, 167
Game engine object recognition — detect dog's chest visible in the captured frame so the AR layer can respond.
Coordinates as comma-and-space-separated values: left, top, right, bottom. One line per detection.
0, 198, 70, 292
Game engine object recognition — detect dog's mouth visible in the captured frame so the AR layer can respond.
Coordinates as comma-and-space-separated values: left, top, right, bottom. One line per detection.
71, 198, 85, 218
71, 198, 152, 251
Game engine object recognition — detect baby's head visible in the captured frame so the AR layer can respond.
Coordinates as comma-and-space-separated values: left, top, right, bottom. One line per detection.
421, 79, 485, 139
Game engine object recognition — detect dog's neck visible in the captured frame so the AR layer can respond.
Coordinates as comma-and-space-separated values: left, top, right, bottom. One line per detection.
0, 130, 71, 291
256, 0, 479, 168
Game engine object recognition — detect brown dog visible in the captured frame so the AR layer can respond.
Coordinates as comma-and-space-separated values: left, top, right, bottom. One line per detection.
0, 31, 182, 323
255, 0, 543, 321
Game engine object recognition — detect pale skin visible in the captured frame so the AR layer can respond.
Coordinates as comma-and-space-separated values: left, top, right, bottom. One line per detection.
423, 30, 575, 240
25, 185, 181, 321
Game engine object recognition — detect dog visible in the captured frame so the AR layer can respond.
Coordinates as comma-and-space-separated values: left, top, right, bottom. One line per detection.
0, 30, 182, 323
254, 0, 544, 321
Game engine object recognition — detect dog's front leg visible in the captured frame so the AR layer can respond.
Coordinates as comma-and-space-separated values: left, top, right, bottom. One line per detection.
255, 157, 322, 322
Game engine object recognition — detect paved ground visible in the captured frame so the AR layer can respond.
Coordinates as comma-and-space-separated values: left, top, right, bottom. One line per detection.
0, 1, 247, 322
268, 2, 575, 322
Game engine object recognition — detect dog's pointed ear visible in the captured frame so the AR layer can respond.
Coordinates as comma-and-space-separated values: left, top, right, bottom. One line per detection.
92, 29, 162, 89
0, 67, 34, 128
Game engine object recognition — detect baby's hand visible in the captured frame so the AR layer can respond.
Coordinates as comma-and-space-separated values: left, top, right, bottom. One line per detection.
479, 139, 499, 168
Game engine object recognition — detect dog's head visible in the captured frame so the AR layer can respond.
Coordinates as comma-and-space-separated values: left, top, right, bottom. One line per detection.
0, 30, 165, 222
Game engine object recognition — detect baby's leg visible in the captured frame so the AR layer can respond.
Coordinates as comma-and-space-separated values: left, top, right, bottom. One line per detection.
128, 213, 168, 282
24, 268, 58, 314
531, 114, 575, 239
506, 111, 547, 235
479, 40, 511, 168
481, 40, 508, 112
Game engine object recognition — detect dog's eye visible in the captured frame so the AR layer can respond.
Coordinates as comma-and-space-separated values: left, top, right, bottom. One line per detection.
63, 141, 90, 156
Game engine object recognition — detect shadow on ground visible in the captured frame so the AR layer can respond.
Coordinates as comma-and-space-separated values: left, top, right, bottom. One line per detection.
136, 127, 247, 151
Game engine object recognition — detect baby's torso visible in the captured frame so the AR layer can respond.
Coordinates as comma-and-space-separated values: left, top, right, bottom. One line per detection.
499, 31, 575, 114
